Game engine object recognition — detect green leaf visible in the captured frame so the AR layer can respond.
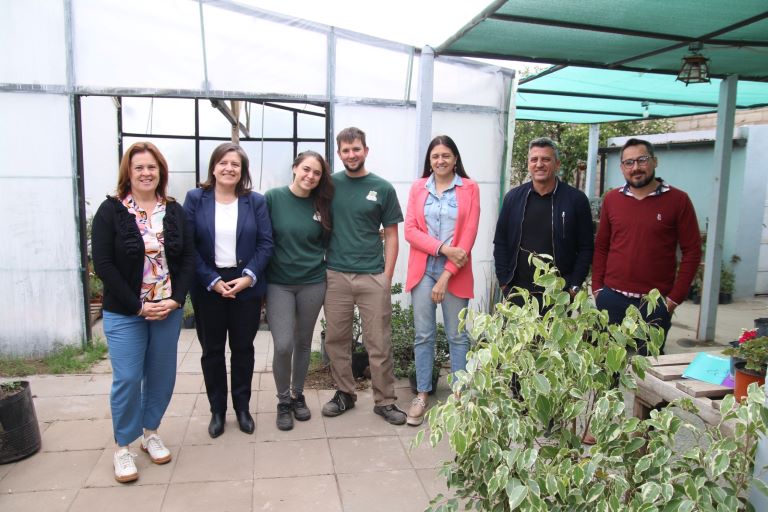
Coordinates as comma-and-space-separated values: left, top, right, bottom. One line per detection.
606, 344, 626, 373
585, 483, 606, 503
533, 374, 551, 394
625, 437, 646, 453
451, 430, 467, 454
640, 482, 661, 503
506, 484, 528, 510
677, 500, 695, 512
753, 478, 768, 498
683, 477, 698, 501
710, 452, 729, 478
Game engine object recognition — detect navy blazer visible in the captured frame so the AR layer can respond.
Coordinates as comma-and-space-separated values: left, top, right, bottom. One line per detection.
183, 187, 274, 300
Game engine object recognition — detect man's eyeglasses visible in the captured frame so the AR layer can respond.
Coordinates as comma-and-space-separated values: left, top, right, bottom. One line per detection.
621, 155, 653, 167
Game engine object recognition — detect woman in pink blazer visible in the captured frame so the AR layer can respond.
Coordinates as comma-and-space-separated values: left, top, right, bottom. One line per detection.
404, 135, 480, 425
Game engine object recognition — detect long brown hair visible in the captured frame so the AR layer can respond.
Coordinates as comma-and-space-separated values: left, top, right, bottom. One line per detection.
200, 143, 252, 196
293, 151, 334, 241
116, 142, 169, 200
421, 135, 470, 179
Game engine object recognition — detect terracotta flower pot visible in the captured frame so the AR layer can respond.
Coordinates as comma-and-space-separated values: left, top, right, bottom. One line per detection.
733, 362, 766, 401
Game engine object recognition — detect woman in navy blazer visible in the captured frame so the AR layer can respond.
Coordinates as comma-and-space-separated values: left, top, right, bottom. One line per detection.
183, 143, 273, 438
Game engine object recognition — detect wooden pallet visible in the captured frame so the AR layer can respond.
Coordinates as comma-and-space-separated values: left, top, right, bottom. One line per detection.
633, 351, 733, 434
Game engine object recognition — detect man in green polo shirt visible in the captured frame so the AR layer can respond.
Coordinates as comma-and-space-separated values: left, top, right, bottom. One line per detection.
321, 127, 406, 425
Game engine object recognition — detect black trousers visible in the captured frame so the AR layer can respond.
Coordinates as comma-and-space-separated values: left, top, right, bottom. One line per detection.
192, 268, 261, 413
595, 287, 671, 356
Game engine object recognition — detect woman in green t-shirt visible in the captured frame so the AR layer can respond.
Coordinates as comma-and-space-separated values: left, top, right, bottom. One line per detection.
265, 151, 334, 431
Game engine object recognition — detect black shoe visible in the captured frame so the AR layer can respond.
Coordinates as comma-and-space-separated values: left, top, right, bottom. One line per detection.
208, 412, 225, 438
276, 403, 294, 431
373, 404, 407, 425
321, 390, 355, 417
292, 393, 311, 421
235, 410, 255, 434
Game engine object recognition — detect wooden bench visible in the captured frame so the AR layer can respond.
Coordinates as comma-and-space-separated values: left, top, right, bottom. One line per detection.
633, 351, 734, 435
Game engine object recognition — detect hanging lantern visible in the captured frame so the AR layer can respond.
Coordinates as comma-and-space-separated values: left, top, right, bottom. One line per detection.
676, 42, 711, 86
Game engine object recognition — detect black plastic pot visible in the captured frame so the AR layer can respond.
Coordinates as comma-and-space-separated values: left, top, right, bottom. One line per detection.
719, 292, 732, 305
729, 340, 746, 376
182, 315, 195, 329
351, 351, 369, 379
0, 381, 42, 464
755, 318, 768, 337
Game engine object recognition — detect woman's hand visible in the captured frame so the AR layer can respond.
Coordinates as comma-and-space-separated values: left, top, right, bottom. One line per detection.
440, 246, 468, 268
431, 273, 451, 304
140, 299, 179, 321
212, 279, 232, 296
221, 276, 254, 299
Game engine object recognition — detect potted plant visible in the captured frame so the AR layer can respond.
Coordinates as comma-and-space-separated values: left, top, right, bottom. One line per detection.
0, 381, 42, 464
417, 256, 768, 511
88, 263, 104, 325
719, 258, 736, 304
182, 294, 195, 329
723, 333, 768, 401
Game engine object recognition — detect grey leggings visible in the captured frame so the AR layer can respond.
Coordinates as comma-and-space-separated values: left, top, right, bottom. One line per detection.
265, 281, 326, 403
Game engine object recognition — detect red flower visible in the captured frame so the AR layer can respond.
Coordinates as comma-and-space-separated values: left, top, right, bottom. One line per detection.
738, 329, 758, 344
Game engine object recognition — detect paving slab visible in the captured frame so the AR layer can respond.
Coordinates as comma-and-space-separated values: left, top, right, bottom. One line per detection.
252, 474, 342, 512
68, 484, 166, 512
0, 489, 77, 512
163, 480, 253, 512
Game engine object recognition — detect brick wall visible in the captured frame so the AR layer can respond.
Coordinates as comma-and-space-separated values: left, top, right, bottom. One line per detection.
673, 106, 768, 132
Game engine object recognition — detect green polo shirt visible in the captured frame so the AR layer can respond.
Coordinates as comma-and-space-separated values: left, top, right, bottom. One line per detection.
265, 186, 326, 285
327, 172, 403, 274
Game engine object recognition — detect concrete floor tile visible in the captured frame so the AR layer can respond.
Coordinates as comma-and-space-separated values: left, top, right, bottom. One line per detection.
163, 480, 253, 512
191, 393, 239, 416
255, 411, 327, 442
184, 414, 256, 446
0, 459, 15, 479
398, 428, 455, 469
171, 444, 254, 483
34, 395, 110, 422
329, 436, 411, 474
321, 405, 398, 439
253, 438, 332, 478
337, 469, 429, 512
41, 419, 113, 451
252, 474, 342, 512
257, 372, 277, 391
173, 373, 204, 394
156, 416, 191, 447
85, 446, 179, 487
415, 467, 457, 506
164, 393, 197, 418
176, 352, 203, 373
26, 374, 112, 397
1, 450, 101, 492
0, 489, 77, 512
69, 484, 167, 512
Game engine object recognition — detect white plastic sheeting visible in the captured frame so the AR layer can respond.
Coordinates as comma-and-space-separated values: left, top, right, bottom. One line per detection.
0, 94, 84, 355
1, 0, 513, 354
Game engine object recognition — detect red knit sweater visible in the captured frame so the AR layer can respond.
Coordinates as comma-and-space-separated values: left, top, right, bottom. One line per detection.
592, 186, 702, 305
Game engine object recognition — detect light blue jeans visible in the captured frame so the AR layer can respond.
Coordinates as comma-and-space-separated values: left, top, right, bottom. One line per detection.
103, 309, 182, 446
412, 270, 470, 393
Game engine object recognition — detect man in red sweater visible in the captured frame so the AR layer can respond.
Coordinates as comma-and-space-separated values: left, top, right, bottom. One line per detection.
592, 138, 702, 354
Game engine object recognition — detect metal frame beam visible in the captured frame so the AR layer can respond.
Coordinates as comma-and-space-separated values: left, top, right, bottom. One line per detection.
698, 75, 738, 341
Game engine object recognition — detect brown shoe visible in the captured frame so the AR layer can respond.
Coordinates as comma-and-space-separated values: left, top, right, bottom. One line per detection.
406, 396, 427, 426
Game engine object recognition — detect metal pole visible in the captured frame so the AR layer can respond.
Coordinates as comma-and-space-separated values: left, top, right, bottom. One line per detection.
414, 46, 434, 178
697, 75, 738, 340
585, 124, 600, 199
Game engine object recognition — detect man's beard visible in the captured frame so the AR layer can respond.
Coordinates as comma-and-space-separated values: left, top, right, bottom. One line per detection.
344, 160, 365, 173
627, 170, 655, 189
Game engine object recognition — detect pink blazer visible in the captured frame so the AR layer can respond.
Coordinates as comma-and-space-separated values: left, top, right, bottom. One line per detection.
404, 177, 480, 298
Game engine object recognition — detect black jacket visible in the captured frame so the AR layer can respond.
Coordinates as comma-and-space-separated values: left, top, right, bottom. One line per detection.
493, 179, 594, 290
92, 196, 195, 315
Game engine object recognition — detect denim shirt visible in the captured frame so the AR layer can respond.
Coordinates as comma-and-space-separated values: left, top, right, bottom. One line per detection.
424, 173, 462, 275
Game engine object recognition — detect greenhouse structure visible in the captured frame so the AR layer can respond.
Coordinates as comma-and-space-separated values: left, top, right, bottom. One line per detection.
0, 0, 516, 355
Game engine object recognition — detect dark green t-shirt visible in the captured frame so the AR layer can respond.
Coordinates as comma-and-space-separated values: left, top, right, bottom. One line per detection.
265, 186, 326, 284
327, 172, 403, 274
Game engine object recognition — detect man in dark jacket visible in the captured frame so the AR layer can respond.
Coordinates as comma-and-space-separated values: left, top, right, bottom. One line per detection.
493, 137, 593, 303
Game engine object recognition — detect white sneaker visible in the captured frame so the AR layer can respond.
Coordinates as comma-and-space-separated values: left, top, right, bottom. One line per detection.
113, 448, 138, 483
141, 433, 171, 464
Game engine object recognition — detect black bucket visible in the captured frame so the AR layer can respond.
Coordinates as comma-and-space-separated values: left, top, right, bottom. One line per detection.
755, 318, 768, 338
0, 381, 42, 464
